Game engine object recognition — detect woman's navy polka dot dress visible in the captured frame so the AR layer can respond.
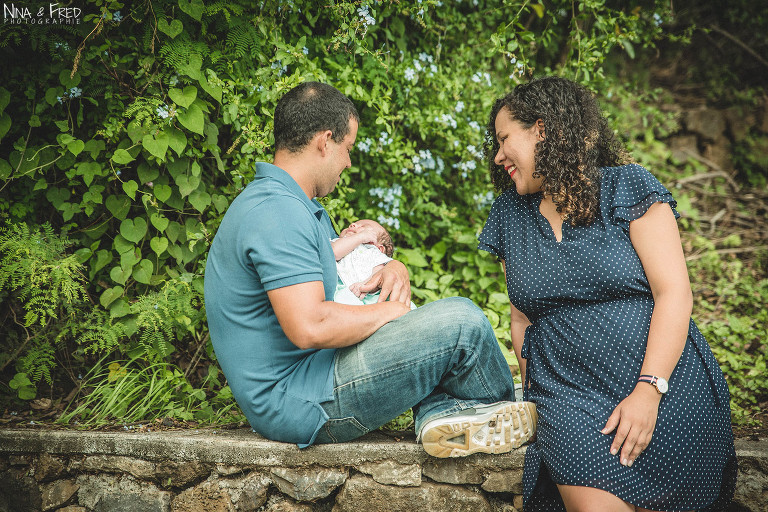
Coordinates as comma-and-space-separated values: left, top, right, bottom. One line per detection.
478, 164, 737, 510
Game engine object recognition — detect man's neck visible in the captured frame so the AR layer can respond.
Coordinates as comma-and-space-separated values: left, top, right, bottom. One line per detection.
272, 151, 316, 199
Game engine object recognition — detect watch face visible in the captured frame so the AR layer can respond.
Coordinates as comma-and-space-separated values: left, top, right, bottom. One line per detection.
656, 378, 669, 393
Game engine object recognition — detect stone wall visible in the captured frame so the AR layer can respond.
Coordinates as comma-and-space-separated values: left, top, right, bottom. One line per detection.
0, 428, 765, 512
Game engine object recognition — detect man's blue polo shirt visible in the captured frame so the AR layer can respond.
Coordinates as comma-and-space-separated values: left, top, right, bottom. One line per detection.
204, 163, 338, 447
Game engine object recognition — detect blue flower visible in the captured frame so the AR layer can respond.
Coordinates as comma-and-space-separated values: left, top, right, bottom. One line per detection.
302, 46, 309, 55
404, 67, 417, 82
69, 87, 82, 98
357, 5, 376, 26
156, 105, 170, 119
456, 100, 464, 113
113, 11, 122, 22
473, 191, 496, 209
357, 138, 373, 153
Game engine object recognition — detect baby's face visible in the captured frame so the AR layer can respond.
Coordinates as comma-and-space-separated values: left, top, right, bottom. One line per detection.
340, 219, 385, 238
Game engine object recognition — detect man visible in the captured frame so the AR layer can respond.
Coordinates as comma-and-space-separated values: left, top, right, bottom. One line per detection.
204, 81, 536, 457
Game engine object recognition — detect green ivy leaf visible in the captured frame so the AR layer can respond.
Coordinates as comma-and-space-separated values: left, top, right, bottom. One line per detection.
142, 132, 169, 161
176, 103, 205, 135
175, 174, 200, 197
111, 148, 135, 164
113, 234, 134, 254
0, 159, 12, 180
110, 265, 132, 285
66, 139, 84, 156
157, 18, 183, 38
169, 86, 198, 108
150, 236, 169, 256
83, 139, 105, 158
154, 184, 172, 203
109, 298, 131, 318
200, 76, 223, 103
398, 248, 429, 267
77, 162, 102, 187
178, 0, 204, 21
181, 54, 203, 80
167, 243, 183, 262
105, 195, 131, 219
211, 194, 229, 213
132, 259, 154, 284
189, 189, 211, 212
490, 292, 509, 304
122, 179, 139, 200
165, 222, 184, 243
46, 187, 71, 208
165, 126, 188, 155
92, 249, 113, 273
120, 217, 148, 243
0, 113, 10, 141
137, 162, 160, 184
100, 286, 125, 307
59, 69, 81, 88
120, 247, 141, 269
150, 212, 170, 232
61, 202, 80, 221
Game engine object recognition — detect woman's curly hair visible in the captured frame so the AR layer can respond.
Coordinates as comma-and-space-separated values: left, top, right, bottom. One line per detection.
483, 77, 631, 226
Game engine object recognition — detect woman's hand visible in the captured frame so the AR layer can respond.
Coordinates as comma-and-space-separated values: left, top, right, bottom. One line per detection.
356, 260, 411, 306
601, 384, 662, 467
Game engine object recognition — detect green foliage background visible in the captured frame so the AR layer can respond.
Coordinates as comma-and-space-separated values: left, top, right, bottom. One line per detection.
0, 0, 765, 427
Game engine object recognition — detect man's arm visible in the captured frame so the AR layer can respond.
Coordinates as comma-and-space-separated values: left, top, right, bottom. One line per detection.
267, 280, 410, 350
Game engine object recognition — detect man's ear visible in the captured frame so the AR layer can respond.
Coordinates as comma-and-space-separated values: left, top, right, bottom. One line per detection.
315, 130, 333, 156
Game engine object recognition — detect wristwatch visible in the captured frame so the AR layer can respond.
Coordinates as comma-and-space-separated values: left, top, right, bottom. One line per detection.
638, 375, 668, 394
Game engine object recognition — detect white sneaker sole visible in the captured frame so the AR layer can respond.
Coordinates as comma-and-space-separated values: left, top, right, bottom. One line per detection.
421, 402, 537, 458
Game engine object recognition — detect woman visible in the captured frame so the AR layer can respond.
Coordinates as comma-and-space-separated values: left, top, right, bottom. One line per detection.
478, 77, 736, 511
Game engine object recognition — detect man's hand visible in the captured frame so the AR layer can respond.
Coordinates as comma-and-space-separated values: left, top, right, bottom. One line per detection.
355, 260, 411, 306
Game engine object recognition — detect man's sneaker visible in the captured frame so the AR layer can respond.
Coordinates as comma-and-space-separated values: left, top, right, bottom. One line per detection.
420, 401, 537, 458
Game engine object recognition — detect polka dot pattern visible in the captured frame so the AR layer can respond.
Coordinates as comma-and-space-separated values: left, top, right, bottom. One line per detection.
478, 164, 737, 511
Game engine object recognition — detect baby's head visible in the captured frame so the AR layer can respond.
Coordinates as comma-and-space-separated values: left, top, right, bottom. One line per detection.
340, 219, 394, 257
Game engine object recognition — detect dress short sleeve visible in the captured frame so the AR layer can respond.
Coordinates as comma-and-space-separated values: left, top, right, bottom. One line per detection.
478, 194, 508, 261
609, 163, 680, 230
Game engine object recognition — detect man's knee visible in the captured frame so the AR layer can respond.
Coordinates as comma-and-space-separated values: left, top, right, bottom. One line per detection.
425, 297, 495, 343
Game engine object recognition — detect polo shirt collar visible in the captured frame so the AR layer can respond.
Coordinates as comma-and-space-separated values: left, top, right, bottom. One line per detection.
254, 162, 324, 217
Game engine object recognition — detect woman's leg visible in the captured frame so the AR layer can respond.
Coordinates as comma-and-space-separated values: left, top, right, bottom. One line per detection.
557, 485, 634, 512
558, 485, 692, 512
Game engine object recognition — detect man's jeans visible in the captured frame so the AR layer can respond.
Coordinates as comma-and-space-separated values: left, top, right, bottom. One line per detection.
314, 297, 516, 444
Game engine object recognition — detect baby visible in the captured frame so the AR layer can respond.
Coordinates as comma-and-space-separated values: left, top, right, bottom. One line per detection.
331, 219, 414, 307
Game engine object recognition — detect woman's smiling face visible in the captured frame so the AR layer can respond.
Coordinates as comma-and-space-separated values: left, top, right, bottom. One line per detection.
494, 107, 545, 195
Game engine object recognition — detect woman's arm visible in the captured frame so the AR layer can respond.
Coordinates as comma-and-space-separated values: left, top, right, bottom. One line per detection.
501, 260, 532, 383
602, 201, 692, 467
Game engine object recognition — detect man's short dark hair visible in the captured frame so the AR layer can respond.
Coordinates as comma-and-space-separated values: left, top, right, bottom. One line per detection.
274, 82, 360, 153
